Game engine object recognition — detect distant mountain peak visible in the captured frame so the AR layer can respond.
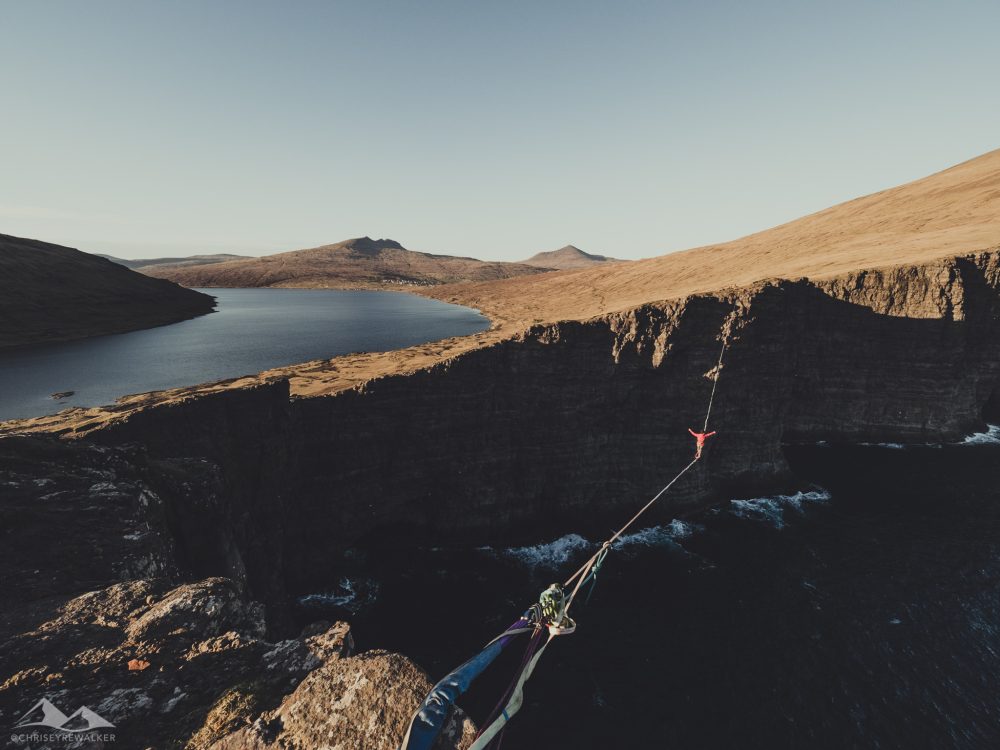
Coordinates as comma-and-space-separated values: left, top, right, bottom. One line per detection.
522, 245, 619, 269
340, 237, 405, 255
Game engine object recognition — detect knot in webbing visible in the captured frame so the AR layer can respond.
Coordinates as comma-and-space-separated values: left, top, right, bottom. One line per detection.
539, 583, 566, 623
538, 583, 576, 635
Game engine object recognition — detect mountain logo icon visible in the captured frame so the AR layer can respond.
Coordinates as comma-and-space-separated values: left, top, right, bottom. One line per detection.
14, 698, 115, 732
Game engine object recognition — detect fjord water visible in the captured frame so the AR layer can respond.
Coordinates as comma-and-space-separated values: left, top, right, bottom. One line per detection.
0, 289, 488, 421
300, 440, 1000, 749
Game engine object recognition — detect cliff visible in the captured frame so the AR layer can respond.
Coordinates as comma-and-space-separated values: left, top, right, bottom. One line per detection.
5, 250, 998, 596
0, 234, 217, 349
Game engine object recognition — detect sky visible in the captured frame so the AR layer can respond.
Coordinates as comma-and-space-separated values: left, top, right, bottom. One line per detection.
2, 1, 998, 262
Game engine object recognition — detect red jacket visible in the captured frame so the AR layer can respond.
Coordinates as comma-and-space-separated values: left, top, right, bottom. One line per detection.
688, 428, 717, 446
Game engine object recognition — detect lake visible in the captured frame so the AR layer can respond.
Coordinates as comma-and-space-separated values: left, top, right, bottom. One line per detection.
0, 288, 489, 421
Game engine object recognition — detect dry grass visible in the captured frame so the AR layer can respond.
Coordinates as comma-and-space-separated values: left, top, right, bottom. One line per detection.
421, 148, 1000, 329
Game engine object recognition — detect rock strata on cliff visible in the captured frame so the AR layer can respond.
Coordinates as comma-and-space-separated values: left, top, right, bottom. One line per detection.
5, 251, 999, 603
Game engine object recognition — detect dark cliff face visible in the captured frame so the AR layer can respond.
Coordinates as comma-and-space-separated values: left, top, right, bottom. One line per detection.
43, 250, 998, 611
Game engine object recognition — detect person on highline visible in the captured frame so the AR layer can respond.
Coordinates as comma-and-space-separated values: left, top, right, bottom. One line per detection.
688, 428, 716, 459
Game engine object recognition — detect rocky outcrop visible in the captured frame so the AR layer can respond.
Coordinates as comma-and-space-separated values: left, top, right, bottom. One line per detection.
0, 440, 470, 749
0, 572, 463, 749
213, 651, 475, 750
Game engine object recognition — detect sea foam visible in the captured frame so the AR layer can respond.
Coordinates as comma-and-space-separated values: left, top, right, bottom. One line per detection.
298, 577, 379, 613
503, 519, 701, 570
961, 424, 1000, 445
729, 489, 832, 529
503, 533, 593, 570
613, 519, 702, 553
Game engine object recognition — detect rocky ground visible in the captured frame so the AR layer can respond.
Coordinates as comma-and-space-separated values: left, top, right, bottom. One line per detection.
0, 437, 474, 749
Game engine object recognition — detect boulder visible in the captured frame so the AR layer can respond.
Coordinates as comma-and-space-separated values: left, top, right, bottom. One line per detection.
213, 650, 475, 750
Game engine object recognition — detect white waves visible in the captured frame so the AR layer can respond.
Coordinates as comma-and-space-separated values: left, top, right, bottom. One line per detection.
729, 490, 832, 529
298, 577, 379, 613
502, 519, 702, 570
503, 533, 593, 570
961, 424, 1000, 445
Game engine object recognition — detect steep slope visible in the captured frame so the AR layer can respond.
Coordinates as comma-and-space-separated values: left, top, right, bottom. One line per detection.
144, 236, 551, 289
427, 149, 1000, 328
522, 244, 620, 269
0, 234, 216, 349
98, 253, 248, 270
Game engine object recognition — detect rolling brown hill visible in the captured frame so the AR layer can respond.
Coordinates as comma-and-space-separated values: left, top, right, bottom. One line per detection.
521, 244, 620, 269
425, 148, 1000, 328
0, 234, 216, 349
143, 237, 552, 289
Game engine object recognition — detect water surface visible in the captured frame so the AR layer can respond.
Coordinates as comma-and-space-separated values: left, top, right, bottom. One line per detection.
300, 440, 1000, 749
0, 289, 488, 421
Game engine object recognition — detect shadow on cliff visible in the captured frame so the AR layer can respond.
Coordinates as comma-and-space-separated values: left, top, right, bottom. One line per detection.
17, 255, 1000, 631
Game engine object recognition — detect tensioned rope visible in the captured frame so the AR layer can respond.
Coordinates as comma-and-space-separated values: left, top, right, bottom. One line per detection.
401, 319, 735, 750
561, 330, 729, 612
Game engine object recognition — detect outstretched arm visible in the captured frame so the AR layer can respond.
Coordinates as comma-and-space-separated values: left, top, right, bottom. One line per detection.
706, 431, 717, 438
688, 428, 698, 437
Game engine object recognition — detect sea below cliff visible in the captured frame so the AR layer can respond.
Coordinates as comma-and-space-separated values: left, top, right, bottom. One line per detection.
0, 289, 488, 420
298, 436, 1000, 748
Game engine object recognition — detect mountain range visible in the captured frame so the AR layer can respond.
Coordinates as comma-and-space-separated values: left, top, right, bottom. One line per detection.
139, 236, 551, 289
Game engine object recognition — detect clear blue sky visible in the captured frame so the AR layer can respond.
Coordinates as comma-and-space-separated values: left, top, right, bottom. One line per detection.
2, 1, 998, 261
